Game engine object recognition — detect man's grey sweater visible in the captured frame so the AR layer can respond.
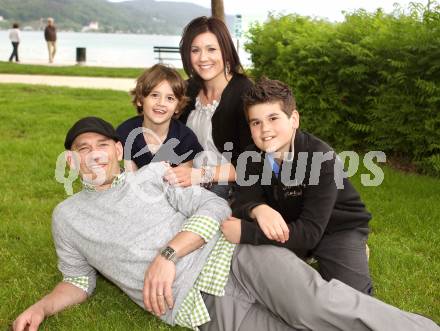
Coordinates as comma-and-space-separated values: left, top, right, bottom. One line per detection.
52, 163, 231, 325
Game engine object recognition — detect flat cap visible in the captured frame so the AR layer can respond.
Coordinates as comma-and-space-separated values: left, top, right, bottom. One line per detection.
64, 116, 120, 150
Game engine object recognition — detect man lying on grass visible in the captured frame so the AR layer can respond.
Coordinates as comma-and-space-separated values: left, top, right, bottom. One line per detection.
12, 117, 439, 331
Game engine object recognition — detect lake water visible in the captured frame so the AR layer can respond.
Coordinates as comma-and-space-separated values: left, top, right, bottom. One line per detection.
0, 30, 251, 68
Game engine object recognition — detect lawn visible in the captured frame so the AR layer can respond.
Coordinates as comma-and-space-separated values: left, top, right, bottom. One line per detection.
0, 83, 438, 330
0, 61, 187, 79
0, 61, 181, 79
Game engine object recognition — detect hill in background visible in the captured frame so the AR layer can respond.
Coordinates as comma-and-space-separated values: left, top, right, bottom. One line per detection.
0, 0, 236, 34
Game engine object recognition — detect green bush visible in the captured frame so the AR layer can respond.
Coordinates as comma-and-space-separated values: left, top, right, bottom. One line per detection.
245, 2, 440, 176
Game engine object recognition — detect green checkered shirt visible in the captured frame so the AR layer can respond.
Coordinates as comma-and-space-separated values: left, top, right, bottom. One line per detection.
175, 216, 235, 330
81, 170, 126, 192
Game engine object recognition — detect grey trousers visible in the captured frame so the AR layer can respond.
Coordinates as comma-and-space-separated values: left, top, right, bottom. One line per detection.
200, 245, 439, 331
312, 227, 373, 295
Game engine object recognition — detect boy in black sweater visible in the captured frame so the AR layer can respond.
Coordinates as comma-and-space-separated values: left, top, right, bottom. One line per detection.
222, 78, 373, 295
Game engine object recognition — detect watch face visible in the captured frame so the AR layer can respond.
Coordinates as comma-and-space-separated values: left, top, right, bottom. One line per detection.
161, 246, 176, 261
163, 247, 174, 257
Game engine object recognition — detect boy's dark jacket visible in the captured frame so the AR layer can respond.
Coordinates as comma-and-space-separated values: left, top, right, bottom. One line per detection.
232, 130, 371, 258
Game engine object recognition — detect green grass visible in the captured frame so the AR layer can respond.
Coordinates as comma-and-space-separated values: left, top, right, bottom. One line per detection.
0, 83, 439, 329
350, 166, 440, 316
0, 84, 186, 331
0, 61, 185, 79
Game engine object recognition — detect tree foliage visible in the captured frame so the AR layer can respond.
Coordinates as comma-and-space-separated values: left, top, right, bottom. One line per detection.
246, 2, 440, 175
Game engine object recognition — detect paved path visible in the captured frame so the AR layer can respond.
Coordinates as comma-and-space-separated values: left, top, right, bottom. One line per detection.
0, 74, 135, 91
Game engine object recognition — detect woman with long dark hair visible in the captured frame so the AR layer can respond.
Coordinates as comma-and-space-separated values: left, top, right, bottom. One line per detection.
164, 16, 253, 198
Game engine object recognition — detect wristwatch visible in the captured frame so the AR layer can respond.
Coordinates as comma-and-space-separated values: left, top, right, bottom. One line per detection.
160, 246, 178, 263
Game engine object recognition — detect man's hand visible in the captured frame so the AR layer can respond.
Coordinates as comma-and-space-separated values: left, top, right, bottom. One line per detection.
12, 282, 87, 331
12, 305, 45, 331
221, 217, 242, 244
251, 204, 290, 243
143, 255, 176, 316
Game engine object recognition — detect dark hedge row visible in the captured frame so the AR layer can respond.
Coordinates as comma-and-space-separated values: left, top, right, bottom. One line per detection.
245, 2, 440, 175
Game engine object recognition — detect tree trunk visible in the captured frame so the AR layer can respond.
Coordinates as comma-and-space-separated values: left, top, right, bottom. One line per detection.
211, 0, 225, 22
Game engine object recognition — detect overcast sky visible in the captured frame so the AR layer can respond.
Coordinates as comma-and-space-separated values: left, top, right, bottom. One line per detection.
110, 0, 415, 29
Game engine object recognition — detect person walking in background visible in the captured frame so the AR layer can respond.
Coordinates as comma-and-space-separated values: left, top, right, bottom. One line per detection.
8, 23, 20, 63
44, 17, 57, 63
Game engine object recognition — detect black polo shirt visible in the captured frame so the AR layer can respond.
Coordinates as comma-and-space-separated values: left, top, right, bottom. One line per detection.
116, 116, 203, 169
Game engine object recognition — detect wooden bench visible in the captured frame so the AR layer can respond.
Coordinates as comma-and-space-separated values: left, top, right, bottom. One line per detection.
153, 46, 181, 63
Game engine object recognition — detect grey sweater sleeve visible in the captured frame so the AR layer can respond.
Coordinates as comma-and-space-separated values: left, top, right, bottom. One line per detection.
52, 204, 97, 296
166, 184, 231, 226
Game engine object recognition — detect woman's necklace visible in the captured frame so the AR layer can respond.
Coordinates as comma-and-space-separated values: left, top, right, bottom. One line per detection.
199, 73, 232, 106
199, 90, 222, 106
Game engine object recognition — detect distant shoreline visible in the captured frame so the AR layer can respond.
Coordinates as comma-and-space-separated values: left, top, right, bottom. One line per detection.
0, 31, 250, 68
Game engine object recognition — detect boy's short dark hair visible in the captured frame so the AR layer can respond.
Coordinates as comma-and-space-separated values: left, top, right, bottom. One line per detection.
243, 77, 297, 121
131, 64, 189, 115
12, 23, 19, 29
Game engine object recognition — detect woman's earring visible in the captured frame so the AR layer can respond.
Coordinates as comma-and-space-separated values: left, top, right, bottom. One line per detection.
226, 62, 231, 74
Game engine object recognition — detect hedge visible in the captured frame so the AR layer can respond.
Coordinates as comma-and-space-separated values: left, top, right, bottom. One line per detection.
245, 2, 440, 176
